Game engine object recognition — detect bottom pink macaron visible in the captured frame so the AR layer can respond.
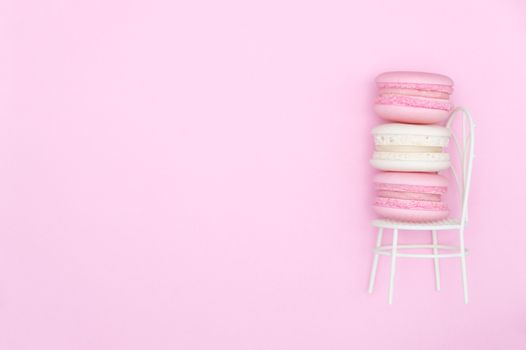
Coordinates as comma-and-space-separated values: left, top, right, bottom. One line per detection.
373, 206, 448, 222
373, 172, 449, 222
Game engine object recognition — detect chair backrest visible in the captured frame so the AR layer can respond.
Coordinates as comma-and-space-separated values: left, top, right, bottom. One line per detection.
445, 107, 475, 226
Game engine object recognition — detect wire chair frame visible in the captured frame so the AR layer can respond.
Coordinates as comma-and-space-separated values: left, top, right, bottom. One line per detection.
367, 107, 475, 304
446, 107, 475, 226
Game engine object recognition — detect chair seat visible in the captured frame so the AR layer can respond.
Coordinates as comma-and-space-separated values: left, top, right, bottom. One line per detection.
372, 217, 462, 231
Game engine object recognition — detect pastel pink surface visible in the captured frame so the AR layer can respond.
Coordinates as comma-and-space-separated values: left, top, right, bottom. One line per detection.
373, 103, 451, 124
2, 1, 526, 350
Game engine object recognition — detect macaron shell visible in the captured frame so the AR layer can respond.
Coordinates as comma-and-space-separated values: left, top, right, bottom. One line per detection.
372, 123, 451, 137
370, 158, 451, 172
373, 151, 449, 162
373, 171, 448, 188
375, 71, 454, 87
374, 104, 450, 124
373, 206, 449, 222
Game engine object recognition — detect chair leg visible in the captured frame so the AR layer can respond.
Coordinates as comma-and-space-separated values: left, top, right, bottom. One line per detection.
459, 228, 469, 304
368, 228, 383, 294
432, 230, 441, 291
388, 229, 398, 304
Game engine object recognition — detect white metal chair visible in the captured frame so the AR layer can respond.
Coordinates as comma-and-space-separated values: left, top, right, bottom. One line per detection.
367, 107, 475, 304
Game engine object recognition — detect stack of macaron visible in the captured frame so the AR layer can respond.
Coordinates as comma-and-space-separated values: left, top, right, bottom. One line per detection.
370, 71, 454, 222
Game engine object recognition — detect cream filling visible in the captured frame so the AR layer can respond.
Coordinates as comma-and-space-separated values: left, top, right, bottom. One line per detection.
376, 145, 442, 153
374, 134, 449, 147
373, 151, 450, 161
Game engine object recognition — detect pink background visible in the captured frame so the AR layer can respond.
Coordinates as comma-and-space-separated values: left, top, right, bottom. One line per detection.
1, 0, 526, 349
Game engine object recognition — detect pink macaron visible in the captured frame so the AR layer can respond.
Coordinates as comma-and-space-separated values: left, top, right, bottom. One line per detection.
373, 172, 449, 222
374, 71, 454, 124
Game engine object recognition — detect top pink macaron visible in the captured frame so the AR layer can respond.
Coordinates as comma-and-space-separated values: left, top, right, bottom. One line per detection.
374, 71, 454, 124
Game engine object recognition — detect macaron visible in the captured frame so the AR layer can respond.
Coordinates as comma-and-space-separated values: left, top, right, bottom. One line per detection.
373, 172, 449, 222
371, 123, 450, 172
374, 71, 454, 124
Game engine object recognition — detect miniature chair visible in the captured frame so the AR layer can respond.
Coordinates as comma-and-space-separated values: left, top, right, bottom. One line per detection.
367, 107, 475, 304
